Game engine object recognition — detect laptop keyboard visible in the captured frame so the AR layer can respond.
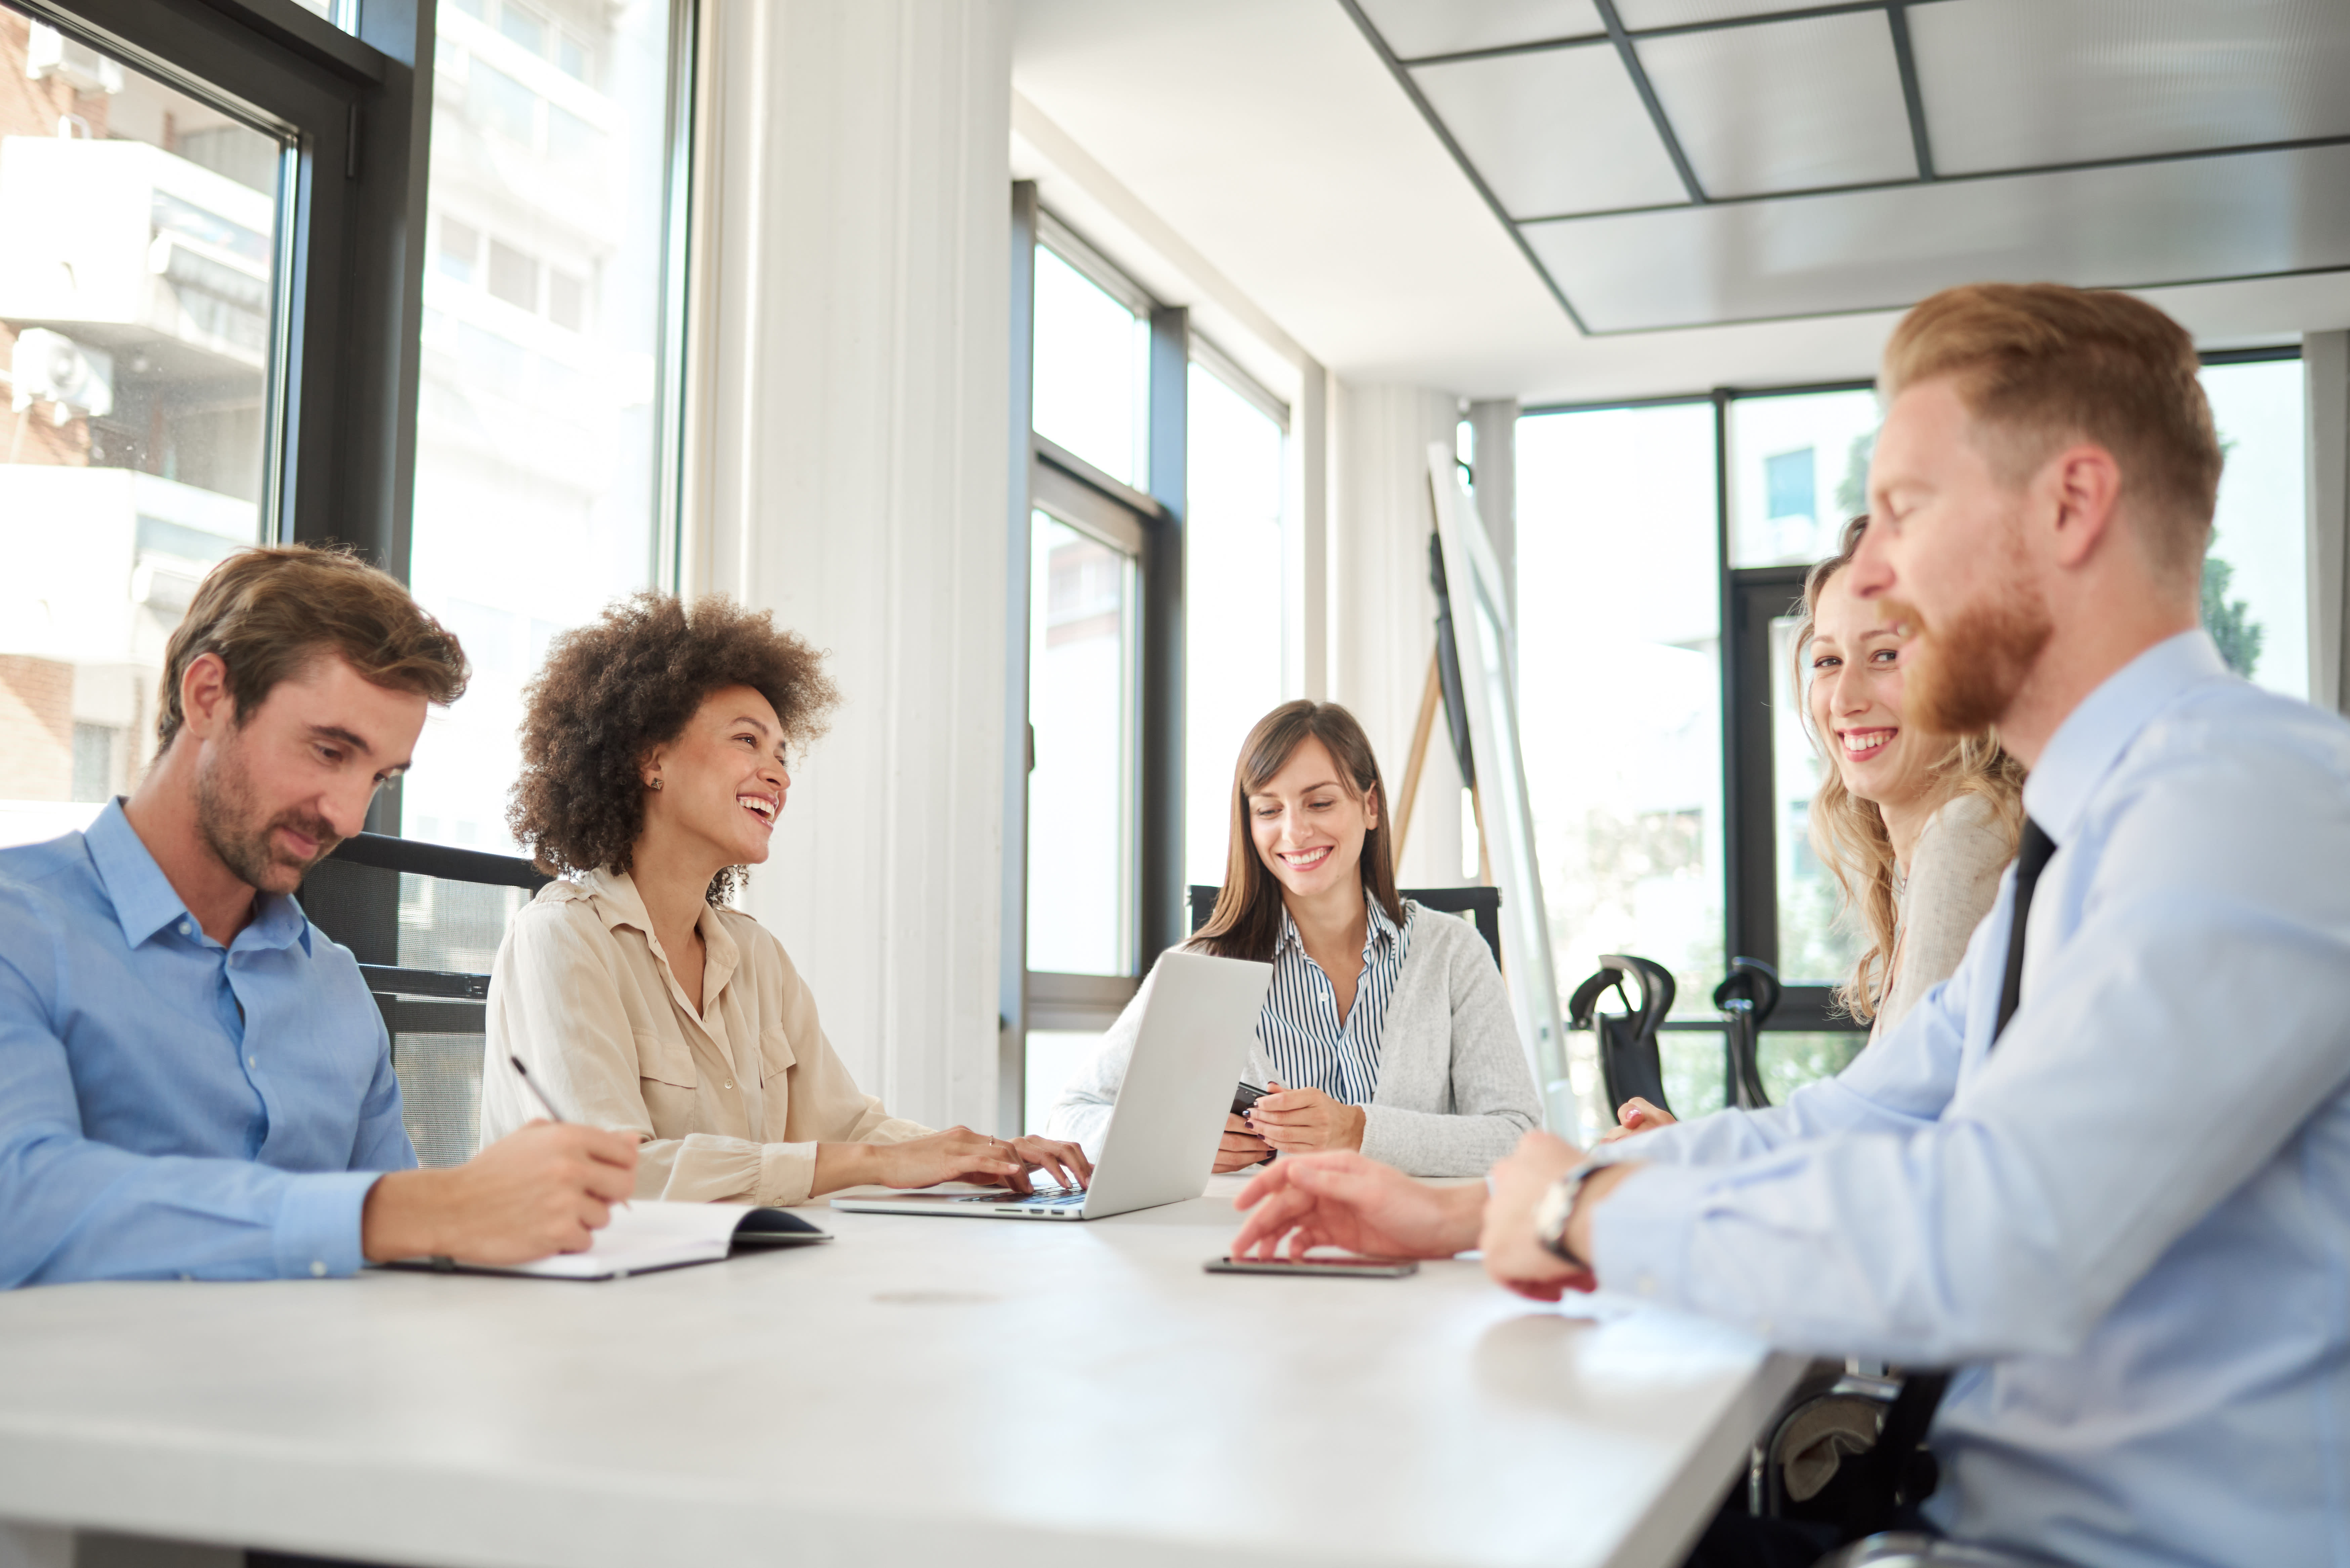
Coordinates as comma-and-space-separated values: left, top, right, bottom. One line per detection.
933, 1186, 1087, 1207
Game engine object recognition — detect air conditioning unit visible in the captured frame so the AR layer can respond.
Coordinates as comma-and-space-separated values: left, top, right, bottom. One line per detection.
25, 23, 125, 97
10, 326, 115, 423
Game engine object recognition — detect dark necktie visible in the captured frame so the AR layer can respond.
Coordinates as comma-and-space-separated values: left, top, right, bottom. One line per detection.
1855, 813, 2058, 1529
1993, 818, 2058, 1044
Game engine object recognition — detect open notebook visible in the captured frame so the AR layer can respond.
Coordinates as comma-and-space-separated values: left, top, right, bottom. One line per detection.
385, 1202, 831, 1280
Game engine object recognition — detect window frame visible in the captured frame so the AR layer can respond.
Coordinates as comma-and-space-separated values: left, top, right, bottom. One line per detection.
1002, 189, 1188, 1129
1525, 344, 2306, 1040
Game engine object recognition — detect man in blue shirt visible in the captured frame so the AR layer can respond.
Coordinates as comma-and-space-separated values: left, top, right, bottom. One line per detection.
1231, 285, 2350, 1567
0, 546, 637, 1288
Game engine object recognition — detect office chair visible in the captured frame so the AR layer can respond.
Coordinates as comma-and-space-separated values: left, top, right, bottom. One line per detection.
1566, 954, 1675, 1115
1714, 956, 1782, 1110
1185, 883, 1503, 967
299, 833, 552, 1166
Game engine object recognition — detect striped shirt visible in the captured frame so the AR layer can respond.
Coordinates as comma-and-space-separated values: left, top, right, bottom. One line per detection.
1257, 893, 1414, 1105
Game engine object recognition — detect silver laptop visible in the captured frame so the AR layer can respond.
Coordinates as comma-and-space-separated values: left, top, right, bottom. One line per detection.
831, 950, 1271, 1222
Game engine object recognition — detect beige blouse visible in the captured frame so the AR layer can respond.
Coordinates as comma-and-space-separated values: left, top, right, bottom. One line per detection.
1873, 791, 2014, 1038
478, 869, 931, 1205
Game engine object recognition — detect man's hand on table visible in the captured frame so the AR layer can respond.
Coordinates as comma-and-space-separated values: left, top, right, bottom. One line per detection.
1478, 1131, 1641, 1301
363, 1121, 640, 1264
1229, 1152, 1483, 1261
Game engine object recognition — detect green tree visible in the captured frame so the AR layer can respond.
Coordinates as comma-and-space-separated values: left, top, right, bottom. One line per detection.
1834, 430, 1875, 519
2201, 553, 2264, 678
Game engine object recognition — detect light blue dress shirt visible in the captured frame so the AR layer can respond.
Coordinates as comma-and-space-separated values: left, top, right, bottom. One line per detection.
0, 801, 414, 1288
1591, 632, 2350, 1568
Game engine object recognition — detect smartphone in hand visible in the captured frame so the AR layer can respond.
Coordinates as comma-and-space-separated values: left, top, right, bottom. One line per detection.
1231, 1082, 1267, 1117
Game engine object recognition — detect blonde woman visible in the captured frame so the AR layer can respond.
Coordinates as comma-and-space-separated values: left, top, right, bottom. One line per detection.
1617, 517, 2023, 1134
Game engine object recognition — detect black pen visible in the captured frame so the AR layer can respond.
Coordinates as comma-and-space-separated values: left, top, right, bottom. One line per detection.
508, 1054, 572, 1122
510, 1055, 629, 1209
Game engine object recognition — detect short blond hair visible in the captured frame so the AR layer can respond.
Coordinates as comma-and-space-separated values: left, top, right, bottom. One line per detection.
1882, 283, 2221, 576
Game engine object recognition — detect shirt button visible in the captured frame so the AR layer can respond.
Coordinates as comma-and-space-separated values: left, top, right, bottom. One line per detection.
310, 1261, 328, 1278
178, 920, 192, 936
724, 1082, 733, 1090
248, 1056, 258, 1069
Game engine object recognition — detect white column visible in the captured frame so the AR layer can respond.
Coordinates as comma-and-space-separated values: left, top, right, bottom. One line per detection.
682, 0, 1012, 1130
1467, 398, 1519, 614
1329, 380, 1468, 887
1291, 364, 1332, 701
2306, 331, 2349, 715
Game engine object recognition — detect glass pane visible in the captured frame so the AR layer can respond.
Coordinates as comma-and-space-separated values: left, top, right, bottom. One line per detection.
1728, 388, 1880, 567
1184, 361, 1285, 888
1769, 612, 1864, 985
1027, 511, 1136, 975
1658, 1026, 1726, 1122
2200, 359, 2307, 700
1520, 404, 1725, 1025
1032, 245, 1147, 487
404, 0, 679, 852
1757, 1029, 1866, 1105
0, 8, 285, 848
1023, 1029, 1102, 1137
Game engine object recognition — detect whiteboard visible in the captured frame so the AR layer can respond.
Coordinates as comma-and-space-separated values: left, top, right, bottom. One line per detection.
1425, 445, 1577, 1135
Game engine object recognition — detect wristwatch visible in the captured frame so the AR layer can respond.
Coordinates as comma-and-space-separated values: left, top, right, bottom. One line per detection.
1534, 1162, 1601, 1266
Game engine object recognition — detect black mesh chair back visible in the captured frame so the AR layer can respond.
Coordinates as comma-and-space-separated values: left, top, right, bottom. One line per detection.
1567, 954, 1676, 1115
298, 833, 551, 1167
1185, 883, 1502, 967
1713, 955, 1784, 1110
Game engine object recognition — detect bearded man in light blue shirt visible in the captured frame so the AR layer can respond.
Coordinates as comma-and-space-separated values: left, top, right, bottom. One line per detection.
1232, 284, 2350, 1568
0, 546, 638, 1288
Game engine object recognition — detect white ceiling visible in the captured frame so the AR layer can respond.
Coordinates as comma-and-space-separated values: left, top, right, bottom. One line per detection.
1010, 0, 2350, 403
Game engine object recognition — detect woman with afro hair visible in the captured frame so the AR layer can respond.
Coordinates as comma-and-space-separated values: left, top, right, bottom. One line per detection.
478, 593, 1090, 1205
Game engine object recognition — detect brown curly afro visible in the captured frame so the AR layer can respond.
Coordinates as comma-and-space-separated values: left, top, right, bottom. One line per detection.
508, 593, 838, 902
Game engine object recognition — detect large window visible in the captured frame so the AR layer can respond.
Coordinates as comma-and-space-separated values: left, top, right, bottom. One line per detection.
0, 3, 304, 851
402, 0, 687, 853
1015, 215, 1175, 1132
1183, 353, 1287, 889
1009, 206, 1293, 1134
1519, 353, 2313, 1124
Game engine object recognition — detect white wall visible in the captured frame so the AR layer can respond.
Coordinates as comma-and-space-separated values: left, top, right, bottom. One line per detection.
1329, 380, 1468, 887
681, 0, 1013, 1132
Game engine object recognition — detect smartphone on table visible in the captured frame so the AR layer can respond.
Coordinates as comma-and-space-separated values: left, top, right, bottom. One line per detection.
1204, 1256, 1418, 1278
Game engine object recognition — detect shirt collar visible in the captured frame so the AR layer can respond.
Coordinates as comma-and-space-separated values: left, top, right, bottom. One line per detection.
83, 798, 312, 954
1275, 887, 1405, 959
2021, 628, 2232, 844
574, 865, 740, 999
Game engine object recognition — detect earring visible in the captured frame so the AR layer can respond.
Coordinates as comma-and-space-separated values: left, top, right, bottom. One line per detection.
647, 777, 663, 791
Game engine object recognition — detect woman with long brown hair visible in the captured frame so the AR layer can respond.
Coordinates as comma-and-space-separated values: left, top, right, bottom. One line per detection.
1614, 517, 2023, 1135
1045, 700, 1540, 1178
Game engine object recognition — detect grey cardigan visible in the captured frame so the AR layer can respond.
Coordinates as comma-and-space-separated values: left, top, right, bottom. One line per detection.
1043, 904, 1541, 1177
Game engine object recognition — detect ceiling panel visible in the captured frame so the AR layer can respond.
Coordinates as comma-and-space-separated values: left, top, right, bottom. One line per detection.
1613, 0, 1825, 28
1412, 46, 1689, 217
1521, 143, 2350, 332
1357, 0, 1604, 60
1638, 11, 1915, 198
1915, 0, 2350, 175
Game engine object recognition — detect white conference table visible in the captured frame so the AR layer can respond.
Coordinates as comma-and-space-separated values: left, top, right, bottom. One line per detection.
0, 1181, 1804, 1568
